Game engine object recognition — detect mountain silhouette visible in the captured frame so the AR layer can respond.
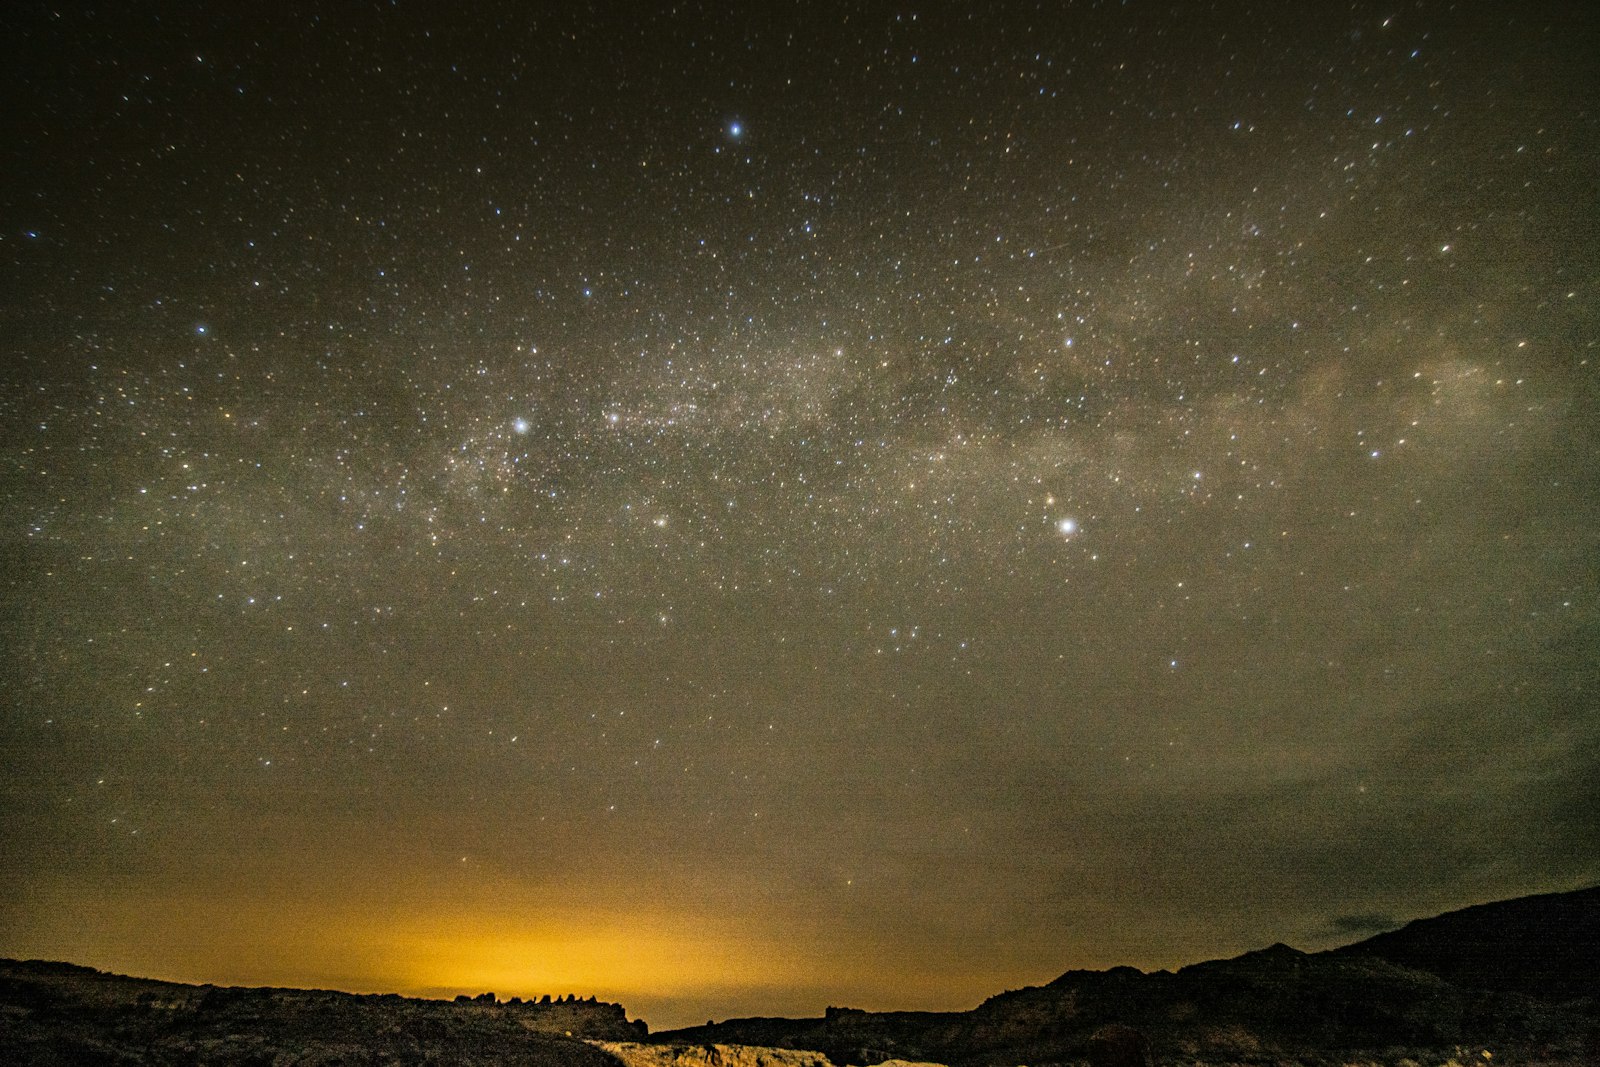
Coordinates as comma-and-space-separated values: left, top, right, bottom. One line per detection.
2, 886, 1595, 1065
657, 887, 1600, 1065
1329, 885, 1600, 1000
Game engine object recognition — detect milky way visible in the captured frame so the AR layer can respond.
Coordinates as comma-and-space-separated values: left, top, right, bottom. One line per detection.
2, 2, 1597, 1028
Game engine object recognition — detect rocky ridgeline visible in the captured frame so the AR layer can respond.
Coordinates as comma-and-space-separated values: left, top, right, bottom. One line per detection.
453, 989, 646, 1037
0, 958, 642, 1064
656, 888, 1600, 1067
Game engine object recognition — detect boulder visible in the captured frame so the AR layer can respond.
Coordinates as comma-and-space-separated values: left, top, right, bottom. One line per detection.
1086, 1023, 1153, 1067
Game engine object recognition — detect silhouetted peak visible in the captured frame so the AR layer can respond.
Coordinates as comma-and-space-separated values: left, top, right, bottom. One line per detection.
1330, 884, 1600, 998
1243, 941, 1306, 961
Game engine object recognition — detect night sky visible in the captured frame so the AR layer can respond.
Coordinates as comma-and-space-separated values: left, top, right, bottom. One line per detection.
3, 1, 1598, 1031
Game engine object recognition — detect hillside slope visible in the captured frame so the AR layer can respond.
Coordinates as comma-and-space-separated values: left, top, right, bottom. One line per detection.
657, 887, 1600, 1066
1332, 885, 1600, 1001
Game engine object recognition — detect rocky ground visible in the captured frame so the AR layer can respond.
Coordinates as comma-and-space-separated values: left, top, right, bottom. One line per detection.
596, 1040, 836, 1067
0, 959, 641, 1065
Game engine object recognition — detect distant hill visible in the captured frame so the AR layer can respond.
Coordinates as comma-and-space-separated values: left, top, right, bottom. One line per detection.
3, 887, 1595, 1065
1331, 885, 1600, 1001
657, 887, 1600, 1066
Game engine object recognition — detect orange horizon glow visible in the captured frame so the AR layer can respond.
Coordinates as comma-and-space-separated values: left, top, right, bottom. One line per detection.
5, 872, 1083, 1029
10, 862, 1586, 1032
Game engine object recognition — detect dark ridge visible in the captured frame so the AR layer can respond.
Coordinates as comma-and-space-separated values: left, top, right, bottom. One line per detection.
653, 887, 1600, 1066
0, 960, 644, 1066
1329, 884, 1600, 1001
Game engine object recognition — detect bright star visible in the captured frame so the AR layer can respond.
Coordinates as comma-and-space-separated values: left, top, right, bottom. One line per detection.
512, 418, 530, 435
1057, 518, 1078, 536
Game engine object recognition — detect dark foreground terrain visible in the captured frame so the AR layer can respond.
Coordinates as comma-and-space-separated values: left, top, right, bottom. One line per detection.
659, 887, 1600, 1066
0, 964, 642, 1066
2, 887, 1596, 1065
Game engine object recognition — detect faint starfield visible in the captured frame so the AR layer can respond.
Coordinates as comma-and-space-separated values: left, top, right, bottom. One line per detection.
1, 0, 1596, 1030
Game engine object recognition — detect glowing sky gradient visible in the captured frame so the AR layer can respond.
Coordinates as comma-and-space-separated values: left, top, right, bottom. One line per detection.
2, 2, 1597, 1030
